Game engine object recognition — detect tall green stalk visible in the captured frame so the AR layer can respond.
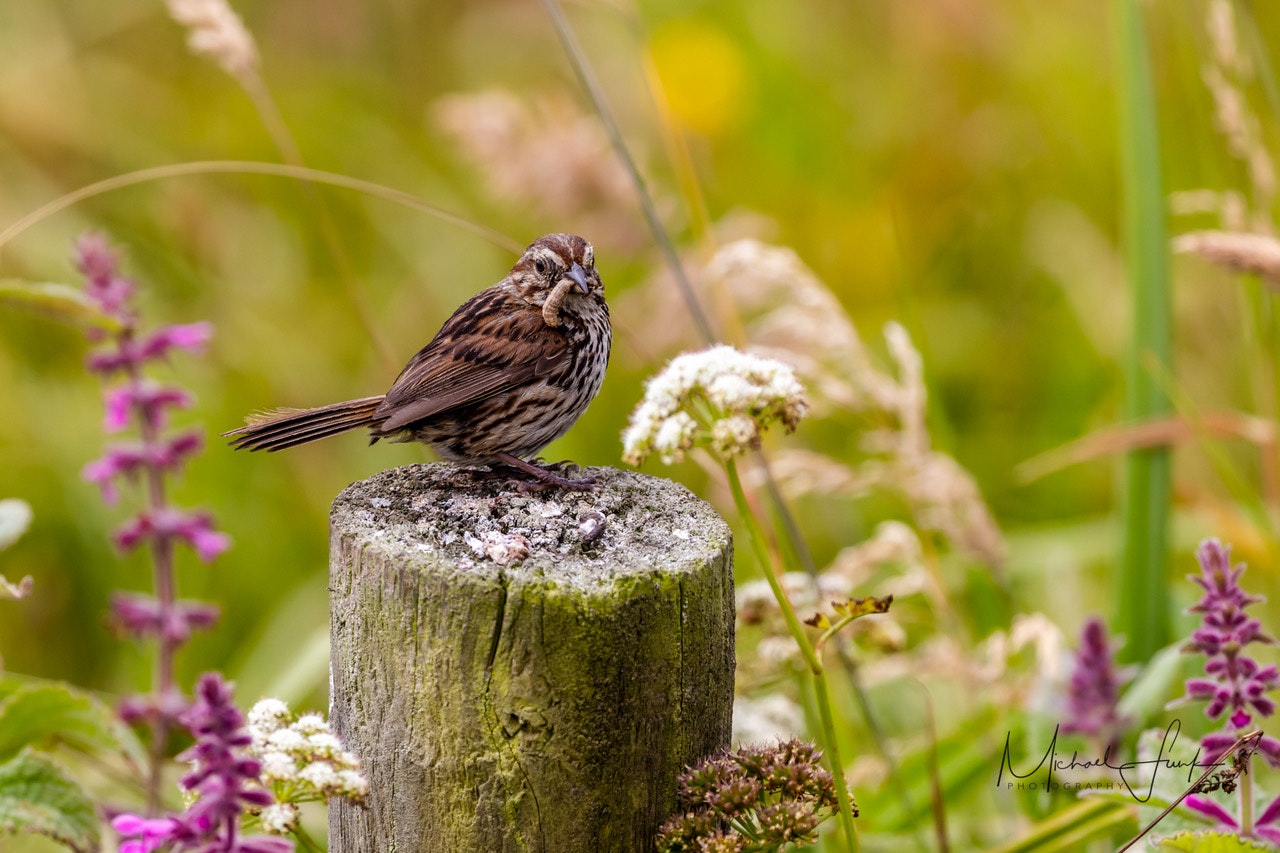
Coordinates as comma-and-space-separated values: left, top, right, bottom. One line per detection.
725, 459, 859, 852
1113, 0, 1172, 661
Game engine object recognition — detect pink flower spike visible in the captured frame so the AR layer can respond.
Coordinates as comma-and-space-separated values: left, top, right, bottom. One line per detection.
87, 350, 129, 375
83, 445, 147, 504
148, 509, 231, 562
104, 386, 134, 432
111, 813, 178, 853
140, 322, 213, 360
1258, 794, 1280, 828
154, 431, 203, 472
75, 234, 118, 282
188, 524, 231, 563
238, 838, 295, 853
74, 233, 135, 319
113, 514, 153, 554
1184, 795, 1238, 828
82, 458, 121, 505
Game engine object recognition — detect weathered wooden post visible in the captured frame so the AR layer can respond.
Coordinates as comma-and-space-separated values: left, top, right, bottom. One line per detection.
327, 463, 734, 852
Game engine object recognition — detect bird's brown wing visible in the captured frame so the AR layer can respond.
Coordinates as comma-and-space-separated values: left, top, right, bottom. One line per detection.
374, 289, 567, 433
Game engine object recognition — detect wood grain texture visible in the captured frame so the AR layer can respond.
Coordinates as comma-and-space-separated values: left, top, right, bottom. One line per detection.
328, 464, 734, 852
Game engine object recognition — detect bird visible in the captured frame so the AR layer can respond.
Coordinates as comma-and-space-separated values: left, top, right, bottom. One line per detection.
222, 233, 611, 491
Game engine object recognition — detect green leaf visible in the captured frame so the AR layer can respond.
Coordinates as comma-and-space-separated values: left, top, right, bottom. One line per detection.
869, 709, 997, 830
1156, 829, 1274, 852
0, 681, 145, 769
0, 499, 33, 552
985, 798, 1136, 853
0, 280, 120, 331
0, 750, 100, 853
1118, 642, 1193, 727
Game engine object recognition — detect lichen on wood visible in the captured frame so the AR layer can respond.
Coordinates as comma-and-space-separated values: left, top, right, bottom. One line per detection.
328, 463, 734, 852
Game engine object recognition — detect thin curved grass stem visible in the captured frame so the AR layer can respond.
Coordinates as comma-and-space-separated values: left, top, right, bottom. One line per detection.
0, 161, 521, 258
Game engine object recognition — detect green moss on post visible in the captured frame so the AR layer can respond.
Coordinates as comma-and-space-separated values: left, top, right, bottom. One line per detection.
327, 464, 734, 852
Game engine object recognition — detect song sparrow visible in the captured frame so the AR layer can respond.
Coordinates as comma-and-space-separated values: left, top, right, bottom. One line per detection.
223, 233, 611, 491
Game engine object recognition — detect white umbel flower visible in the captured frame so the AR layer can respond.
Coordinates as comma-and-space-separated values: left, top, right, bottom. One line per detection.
258, 750, 297, 782
259, 802, 299, 834
247, 698, 290, 746
293, 713, 327, 736
244, 698, 369, 806
298, 760, 341, 791
622, 345, 806, 465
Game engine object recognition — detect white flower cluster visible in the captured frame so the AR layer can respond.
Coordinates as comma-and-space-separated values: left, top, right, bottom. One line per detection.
246, 698, 368, 832
621, 345, 807, 465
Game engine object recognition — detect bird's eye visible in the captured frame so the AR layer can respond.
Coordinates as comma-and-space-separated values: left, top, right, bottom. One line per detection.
534, 258, 548, 275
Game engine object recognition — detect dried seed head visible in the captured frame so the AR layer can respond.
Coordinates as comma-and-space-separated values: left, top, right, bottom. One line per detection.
165, 0, 258, 79
1174, 230, 1280, 286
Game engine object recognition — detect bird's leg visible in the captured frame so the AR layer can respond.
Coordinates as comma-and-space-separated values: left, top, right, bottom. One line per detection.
494, 452, 598, 492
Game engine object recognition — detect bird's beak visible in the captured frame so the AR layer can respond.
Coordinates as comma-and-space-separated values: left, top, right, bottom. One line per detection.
565, 262, 591, 294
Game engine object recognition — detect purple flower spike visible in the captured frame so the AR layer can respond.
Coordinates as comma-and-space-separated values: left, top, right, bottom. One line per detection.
1179, 539, 1280, 767
167, 674, 293, 853
75, 233, 235, 814
1060, 616, 1133, 749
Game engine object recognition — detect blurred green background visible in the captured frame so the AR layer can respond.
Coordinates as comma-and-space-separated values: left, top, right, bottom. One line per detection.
1, 0, 1277, 819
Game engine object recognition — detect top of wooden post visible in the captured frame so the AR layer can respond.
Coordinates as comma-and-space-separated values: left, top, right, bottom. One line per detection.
330, 463, 730, 588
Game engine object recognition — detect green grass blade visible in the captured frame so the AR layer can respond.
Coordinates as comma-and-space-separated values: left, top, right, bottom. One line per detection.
1113, 0, 1173, 661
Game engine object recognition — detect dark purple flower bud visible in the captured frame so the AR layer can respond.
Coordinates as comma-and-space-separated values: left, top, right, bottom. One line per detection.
659, 739, 840, 850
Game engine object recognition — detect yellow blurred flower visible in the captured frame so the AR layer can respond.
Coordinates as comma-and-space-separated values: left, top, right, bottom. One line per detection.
648, 19, 750, 136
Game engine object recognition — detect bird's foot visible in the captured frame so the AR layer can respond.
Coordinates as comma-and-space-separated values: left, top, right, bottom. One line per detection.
494, 453, 597, 492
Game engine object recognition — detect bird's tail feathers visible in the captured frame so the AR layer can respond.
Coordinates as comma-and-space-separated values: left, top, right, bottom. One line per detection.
223, 396, 385, 452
